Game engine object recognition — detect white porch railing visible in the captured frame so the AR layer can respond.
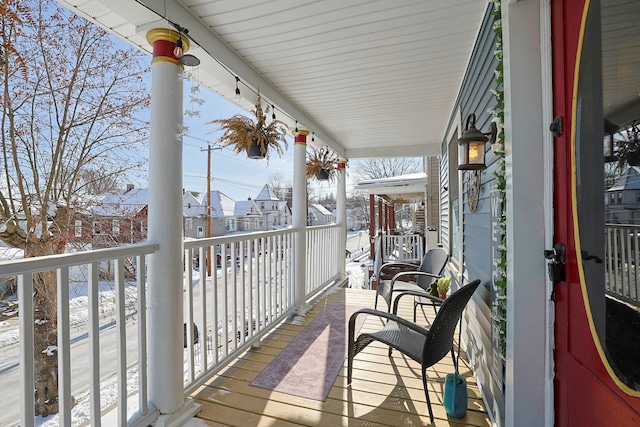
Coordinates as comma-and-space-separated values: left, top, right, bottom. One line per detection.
306, 224, 343, 296
0, 243, 158, 427
606, 223, 640, 304
380, 232, 424, 263
2, 224, 342, 426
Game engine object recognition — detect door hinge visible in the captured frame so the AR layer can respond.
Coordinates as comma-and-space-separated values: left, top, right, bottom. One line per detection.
544, 243, 566, 283
549, 116, 563, 137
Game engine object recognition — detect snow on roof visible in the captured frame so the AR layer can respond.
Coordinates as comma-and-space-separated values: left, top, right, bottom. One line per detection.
234, 200, 260, 216
206, 191, 236, 217
608, 167, 640, 191
183, 191, 206, 217
255, 185, 279, 201
310, 203, 333, 216
355, 172, 427, 186
91, 188, 149, 217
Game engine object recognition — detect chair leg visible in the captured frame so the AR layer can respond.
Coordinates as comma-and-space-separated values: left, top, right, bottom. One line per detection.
422, 366, 434, 424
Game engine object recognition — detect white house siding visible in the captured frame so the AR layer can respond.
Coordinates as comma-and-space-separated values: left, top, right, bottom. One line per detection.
440, 4, 505, 425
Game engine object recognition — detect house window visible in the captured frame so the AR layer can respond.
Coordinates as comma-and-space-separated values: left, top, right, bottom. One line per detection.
112, 219, 120, 236
197, 226, 204, 237
609, 193, 615, 204
617, 191, 622, 204
74, 220, 82, 238
93, 221, 101, 234
186, 218, 193, 230
261, 202, 265, 209
636, 191, 640, 202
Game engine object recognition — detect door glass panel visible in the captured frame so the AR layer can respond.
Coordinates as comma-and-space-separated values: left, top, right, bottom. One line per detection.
577, 0, 640, 390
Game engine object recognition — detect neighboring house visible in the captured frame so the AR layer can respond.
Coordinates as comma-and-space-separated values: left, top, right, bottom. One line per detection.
234, 199, 264, 232
334, 208, 366, 231
205, 190, 238, 235
605, 167, 640, 224
308, 203, 335, 226
183, 190, 207, 239
90, 187, 148, 247
254, 185, 291, 229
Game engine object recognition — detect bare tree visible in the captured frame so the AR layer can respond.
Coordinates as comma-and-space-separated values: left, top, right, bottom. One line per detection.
0, 0, 150, 416
352, 157, 422, 181
266, 172, 290, 200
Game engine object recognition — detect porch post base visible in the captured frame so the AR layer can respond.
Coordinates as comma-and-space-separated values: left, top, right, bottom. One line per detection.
153, 399, 201, 427
292, 303, 313, 322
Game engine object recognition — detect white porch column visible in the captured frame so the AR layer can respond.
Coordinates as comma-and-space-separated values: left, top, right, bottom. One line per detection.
502, 1, 553, 426
336, 161, 347, 278
145, 29, 192, 418
293, 130, 309, 314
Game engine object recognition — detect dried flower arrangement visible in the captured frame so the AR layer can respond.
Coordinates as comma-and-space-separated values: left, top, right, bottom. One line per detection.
207, 93, 288, 160
306, 146, 340, 181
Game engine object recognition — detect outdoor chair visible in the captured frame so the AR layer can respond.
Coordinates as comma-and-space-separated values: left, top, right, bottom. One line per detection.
374, 247, 448, 316
348, 280, 481, 424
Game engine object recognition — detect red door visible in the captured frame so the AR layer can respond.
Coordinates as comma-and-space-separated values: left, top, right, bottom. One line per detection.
553, 0, 640, 425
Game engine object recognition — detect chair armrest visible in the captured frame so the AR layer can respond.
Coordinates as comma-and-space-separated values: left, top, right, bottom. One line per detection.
391, 289, 444, 315
390, 271, 440, 285
348, 308, 430, 337
378, 261, 420, 275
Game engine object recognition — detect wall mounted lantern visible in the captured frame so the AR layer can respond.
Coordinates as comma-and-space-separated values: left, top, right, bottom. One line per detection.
457, 113, 497, 170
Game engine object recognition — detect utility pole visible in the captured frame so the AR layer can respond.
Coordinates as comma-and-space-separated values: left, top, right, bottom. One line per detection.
200, 143, 222, 276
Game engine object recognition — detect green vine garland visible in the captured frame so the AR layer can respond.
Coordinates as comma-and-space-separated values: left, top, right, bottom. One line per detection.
490, 0, 507, 358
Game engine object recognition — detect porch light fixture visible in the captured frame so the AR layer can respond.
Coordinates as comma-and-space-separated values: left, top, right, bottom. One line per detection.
457, 113, 497, 170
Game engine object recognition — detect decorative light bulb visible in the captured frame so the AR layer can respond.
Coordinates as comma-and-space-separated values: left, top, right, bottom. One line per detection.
173, 38, 184, 59
235, 77, 241, 99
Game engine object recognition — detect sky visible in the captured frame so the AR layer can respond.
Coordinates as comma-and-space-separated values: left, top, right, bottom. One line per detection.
177, 80, 353, 202
179, 80, 296, 201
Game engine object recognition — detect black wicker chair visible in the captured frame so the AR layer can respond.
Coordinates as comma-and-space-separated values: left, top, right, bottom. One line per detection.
348, 280, 481, 424
374, 247, 448, 314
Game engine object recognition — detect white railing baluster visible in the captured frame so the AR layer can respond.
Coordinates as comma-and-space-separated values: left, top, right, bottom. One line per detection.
114, 258, 127, 426
198, 245, 208, 371
88, 262, 102, 426
57, 267, 72, 426
136, 255, 148, 416
19, 273, 35, 427
185, 248, 195, 383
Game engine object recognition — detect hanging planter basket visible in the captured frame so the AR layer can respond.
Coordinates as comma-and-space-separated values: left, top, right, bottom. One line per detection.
306, 147, 340, 182
627, 150, 640, 166
207, 92, 288, 161
317, 168, 330, 181
247, 140, 267, 159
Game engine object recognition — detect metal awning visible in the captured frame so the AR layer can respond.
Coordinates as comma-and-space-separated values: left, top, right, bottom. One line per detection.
354, 172, 427, 203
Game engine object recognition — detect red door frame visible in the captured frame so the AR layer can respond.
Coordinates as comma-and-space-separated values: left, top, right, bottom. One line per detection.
552, 0, 640, 425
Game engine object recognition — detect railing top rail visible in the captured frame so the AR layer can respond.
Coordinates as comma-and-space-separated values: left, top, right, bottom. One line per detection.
0, 242, 159, 277
605, 223, 640, 230
183, 227, 296, 249
307, 223, 340, 231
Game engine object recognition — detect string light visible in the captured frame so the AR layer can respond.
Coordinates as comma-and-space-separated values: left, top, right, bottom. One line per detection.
173, 36, 184, 59
294, 120, 298, 134
272, 105, 276, 120
312, 132, 315, 142
235, 77, 241, 99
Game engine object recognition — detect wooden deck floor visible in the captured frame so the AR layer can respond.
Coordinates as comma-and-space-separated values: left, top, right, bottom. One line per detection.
190, 287, 491, 426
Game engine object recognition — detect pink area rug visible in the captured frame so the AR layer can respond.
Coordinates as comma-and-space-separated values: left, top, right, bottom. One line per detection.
250, 304, 365, 401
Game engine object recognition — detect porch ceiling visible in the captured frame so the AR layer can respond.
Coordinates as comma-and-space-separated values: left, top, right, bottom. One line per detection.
56, 0, 488, 160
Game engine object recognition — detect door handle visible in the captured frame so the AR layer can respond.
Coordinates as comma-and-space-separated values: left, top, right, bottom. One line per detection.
581, 250, 603, 263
